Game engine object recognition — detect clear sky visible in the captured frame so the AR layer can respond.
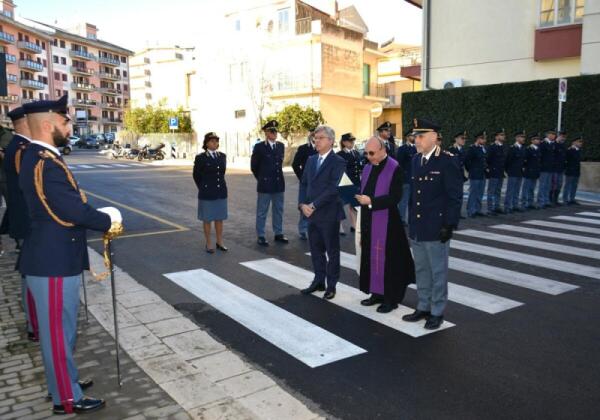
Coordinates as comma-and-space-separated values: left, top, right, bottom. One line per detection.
14, 0, 422, 51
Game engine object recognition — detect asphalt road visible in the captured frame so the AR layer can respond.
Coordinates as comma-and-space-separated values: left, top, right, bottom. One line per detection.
68, 149, 600, 420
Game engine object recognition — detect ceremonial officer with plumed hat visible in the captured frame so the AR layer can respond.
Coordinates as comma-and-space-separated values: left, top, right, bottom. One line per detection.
376, 121, 396, 156
2, 106, 39, 340
503, 130, 527, 213
403, 118, 462, 330
464, 130, 488, 217
486, 128, 507, 214
19, 95, 122, 415
251, 119, 288, 246
521, 132, 542, 209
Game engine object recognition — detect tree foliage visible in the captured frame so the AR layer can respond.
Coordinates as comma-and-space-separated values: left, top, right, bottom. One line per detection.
124, 104, 193, 134
265, 104, 325, 140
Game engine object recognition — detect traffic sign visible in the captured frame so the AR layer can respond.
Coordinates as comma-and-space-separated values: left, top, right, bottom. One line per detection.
558, 78, 567, 102
169, 117, 179, 130
370, 103, 383, 118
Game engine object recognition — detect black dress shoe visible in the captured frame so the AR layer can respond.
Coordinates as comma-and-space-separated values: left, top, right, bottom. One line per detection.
47, 379, 94, 400
376, 302, 398, 313
257, 237, 269, 247
274, 234, 289, 243
205, 245, 215, 254
301, 283, 325, 295
402, 310, 431, 322
424, 315, 444, 330
216, 243, 228, 252
494, 209, 506, 214
323, 291, 336, 300
27, 331, 38, 342
475, 212, 488, 217
53, 397, 105, 414
459, 215, 466, 219
360, 295, 384, 306
299, 232, 307, 240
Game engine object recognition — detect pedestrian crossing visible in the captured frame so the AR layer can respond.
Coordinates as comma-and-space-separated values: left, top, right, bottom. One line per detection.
552, 215, 600, 226
163, 209, 599, 368
69, 163, 145, 170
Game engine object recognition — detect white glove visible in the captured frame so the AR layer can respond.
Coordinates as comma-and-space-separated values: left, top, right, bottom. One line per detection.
97, 207, 122, 224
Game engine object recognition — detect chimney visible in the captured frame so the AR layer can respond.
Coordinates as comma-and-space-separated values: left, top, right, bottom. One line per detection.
85, 23, 98, 40
1, 0, 15, 18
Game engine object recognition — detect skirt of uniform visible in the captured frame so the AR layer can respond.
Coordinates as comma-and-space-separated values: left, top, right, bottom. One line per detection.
339, 184, 360, 207
197, 198, 228, 222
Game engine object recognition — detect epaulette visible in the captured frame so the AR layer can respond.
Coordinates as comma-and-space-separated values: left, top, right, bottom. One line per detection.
34, 150, 87, 227
14, 142, 30, 175
443, 150, 454, 157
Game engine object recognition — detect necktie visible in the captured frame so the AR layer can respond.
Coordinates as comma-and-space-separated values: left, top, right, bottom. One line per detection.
421, 156, 428, 166
317, 156, 323, 170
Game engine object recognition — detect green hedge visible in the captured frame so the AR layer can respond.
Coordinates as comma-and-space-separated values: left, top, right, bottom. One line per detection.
402, 74, 600, 161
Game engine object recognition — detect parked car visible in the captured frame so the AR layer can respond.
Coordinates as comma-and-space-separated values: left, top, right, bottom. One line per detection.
68, 135, 80, 146
84, 136, 100, 149
104, 132, 115, 143
62, 143, 73, 155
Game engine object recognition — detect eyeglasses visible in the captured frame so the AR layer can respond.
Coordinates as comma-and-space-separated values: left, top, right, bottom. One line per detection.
366, 151, 376, 156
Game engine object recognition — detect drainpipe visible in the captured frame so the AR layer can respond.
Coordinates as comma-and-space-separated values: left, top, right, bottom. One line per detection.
422, 0, 432, 90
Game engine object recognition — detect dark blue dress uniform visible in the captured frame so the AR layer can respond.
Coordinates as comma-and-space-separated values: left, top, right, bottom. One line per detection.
20, 96, 111, 414
464, 140, 487, 216
537, 135, 555, 206
521, 135, 542, 208
563, 140, 582, 204
447, 145, 466, 181
193, 150, 228, 221
503, 136, 526, 212
292, 141, 317, 237
550, 139, 567, 204
486, 140, 506, 212
337, 148, 363, 207
405, 118, 462, 327
377, 121, 396, 156
396, 141, 417, 222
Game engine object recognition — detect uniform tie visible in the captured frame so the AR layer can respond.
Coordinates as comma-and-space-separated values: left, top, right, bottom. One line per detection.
421, 156, 428, 166
317, 156, 324, 170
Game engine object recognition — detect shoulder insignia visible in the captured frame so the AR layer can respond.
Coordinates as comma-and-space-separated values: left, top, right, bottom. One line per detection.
443, 150, 454, 157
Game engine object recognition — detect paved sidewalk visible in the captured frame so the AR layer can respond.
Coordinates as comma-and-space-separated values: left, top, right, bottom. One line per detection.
0, 241, 323, 419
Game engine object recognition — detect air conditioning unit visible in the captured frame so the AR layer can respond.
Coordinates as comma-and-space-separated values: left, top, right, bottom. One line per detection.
443, 78, 464, 89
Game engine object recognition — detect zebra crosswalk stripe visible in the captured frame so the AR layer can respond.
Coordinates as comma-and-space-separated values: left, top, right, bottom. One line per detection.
491, 224, 600, 246
164, 268, 366, 367
576, 212, 600, 218
524, 220, 600, 235
552, 216, 600, 226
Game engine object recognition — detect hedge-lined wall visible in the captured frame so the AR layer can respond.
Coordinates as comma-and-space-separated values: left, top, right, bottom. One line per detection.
402, 74, 600, 161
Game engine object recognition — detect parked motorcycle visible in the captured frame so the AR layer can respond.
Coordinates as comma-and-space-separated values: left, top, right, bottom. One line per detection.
126, 147, 140, 160
137, 143, 165, 161
108, 143, 130, 159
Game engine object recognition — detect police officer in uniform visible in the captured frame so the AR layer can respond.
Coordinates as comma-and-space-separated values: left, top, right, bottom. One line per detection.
402, 118, 462, 330
448, 130, 467, 219
251, 120, 288, 246
19, 96, 122, 415
551, 130, 567, 205
563, 135, 583, 205
395, 130, 417, 224
464, 131, 487, 217
503, 130, 527, 213
336, 132, 362, 233
521, 133, 542, 210
537, 129, 556, 208
376, 121, 396, 156
292, 129, 318, 240
2, 107, 38, 340
486, 129, 507, 214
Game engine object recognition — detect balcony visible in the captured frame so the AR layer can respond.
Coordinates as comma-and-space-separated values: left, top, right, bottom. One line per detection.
102, 117, 123, 124
70, 66, 95, 76
72, 98, 98, 107
7, 74, 17, 83
87, 116, 98, 121
534, 24, 582, 61
0, 31, 15, 44
99, 87, 121, 96
99, 56, 120, 66
21, 98, 36, 104
4, 53, 16, 64
69, 50, 96, 61
71, 82, 96, 92
101, 101, 121, 109
17, 40, 43, 54
99, 72, 121, 81
295, 18, 312, 35
20, 79, 46, 90
383, 95, 402, 108
363, 83, 387, 99
19, 59, 43, 72
0, 95, 19, 104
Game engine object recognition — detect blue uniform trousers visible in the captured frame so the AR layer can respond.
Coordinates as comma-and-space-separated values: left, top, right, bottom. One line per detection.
521, 178, 538, 208
467, 179, 485, 216
487, 177, 503, 211
563, 176, 579, 203
397, 183, 410, 223
537, 172, 552, 206
27, 275, 84, 409
551, 172, 564, 203
410, 239, 450, 317
504, 177, 523, 211
21, 275, 39, 336
308, 220, 340, 292
256, 192, 284, 237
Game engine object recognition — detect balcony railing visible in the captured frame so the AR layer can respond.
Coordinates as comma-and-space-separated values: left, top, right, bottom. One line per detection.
72, 98, 98, 107
69, 50, 96, 61
70, 66, 95, 76
4, 53, 16, 63
20, 79, 46, 90
99, 56, 120, 66
71, 82, 96, 91
17, 40, 43, 54
0, 95, 19, 104
21, 98, 37, 104
19, 59, 43, 72
0, 31, 15, 44
99, 72, 121, 81
363, 83, 386, 98
101, 102, 121, 109
99, 87, 121, 95
7, 74, 17, 83
102, 117, 123, 124
295, 18, 312, 35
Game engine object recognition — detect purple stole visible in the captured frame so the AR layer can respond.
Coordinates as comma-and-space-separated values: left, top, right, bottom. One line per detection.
360, 158, 399, 294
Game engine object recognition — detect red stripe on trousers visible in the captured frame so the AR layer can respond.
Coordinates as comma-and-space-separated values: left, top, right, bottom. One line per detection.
49, 277, 73, 412
26, 289, 39, 339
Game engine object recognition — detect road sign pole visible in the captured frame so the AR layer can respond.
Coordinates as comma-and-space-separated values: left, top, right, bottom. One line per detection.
557, 101, 563, 132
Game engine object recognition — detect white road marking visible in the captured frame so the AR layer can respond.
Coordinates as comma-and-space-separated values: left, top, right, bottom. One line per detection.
552, 216, 600, 226
491, 224, 600, 246
523, 220, 600, 235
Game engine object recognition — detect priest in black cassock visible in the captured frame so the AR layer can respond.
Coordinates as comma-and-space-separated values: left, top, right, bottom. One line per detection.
355, 137, 415, 313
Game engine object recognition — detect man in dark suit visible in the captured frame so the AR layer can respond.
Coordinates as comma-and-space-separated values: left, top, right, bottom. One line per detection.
299, 125, 346, 300
563, 135, 583, 205
292, 131, 317, 240
19, 96, 120, 415
250, 120, 288, 246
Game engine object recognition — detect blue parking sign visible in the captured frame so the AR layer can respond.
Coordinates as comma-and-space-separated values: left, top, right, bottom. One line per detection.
169, 117, 179, 130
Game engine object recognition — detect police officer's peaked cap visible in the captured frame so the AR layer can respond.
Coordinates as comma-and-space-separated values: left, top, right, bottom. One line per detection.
437, 131, 443, 140
474, 130, 487, 139
453, 130, 467, 139
545, 128, 557, 135
528, 132, 541, 140
559, 130, 567, 136
404, 129, 414, 138
262, 120, 279, 131
204, 132, 219, 141
410, 118, 441, 135
377, 121, 392, 131
7, 107, 26, 121
23, 95, 70, 119
571, 134, 583, 141
514, 129, 526, 137
494, 128, 506, 136
341, 132, 356, 142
